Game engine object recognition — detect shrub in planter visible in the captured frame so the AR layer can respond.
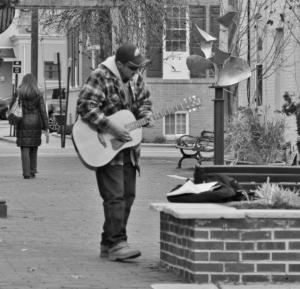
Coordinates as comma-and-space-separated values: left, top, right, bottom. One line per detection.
228, 178, 300, 209
225, 106, 286, 164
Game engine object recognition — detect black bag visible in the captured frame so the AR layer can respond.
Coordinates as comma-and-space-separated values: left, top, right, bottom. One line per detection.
167, 171, 247, 203
8, 95, 23, 125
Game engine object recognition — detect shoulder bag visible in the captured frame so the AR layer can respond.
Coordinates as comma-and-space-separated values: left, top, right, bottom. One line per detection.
8, 95, 23, 125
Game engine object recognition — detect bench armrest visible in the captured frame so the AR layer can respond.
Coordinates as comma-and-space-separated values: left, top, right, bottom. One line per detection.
175, 135, 197, 149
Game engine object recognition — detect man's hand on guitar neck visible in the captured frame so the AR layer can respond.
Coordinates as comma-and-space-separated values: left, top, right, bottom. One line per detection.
143, 112, 155, 128
107, 120, 132, 142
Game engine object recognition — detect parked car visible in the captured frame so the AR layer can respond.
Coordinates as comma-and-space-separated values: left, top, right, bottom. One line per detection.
45, 87, 67, 132
0, 96, 12, 120
47, 100, 66, 132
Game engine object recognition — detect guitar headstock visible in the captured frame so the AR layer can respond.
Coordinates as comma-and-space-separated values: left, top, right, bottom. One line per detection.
182, 95, 202, 112
154, 95, 202, 121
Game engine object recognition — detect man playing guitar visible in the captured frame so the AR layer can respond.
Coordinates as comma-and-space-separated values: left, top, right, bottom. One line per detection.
77, 43, 153, 261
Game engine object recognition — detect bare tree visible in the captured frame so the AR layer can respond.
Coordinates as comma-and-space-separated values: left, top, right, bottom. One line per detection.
40, 1, 165, 62
37, 0, 299, 110
220, 0, 300, 107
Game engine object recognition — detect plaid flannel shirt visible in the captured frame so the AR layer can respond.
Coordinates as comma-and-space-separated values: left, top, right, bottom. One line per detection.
77, 63, 152, 166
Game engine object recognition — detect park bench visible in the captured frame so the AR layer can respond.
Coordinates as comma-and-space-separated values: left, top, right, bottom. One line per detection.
193, 164, 300, 191
175, 130, 214, 169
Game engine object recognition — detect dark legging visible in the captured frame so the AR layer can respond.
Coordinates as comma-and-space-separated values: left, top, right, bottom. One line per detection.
20, 146, 38, 177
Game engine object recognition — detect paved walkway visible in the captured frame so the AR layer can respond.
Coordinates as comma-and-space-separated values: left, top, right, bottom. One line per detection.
0, 121, 298, 289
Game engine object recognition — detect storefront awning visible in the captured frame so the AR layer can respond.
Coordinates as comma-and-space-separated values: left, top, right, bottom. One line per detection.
0, 48, 16, 60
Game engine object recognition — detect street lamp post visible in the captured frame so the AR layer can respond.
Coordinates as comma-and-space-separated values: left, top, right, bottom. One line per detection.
213, 86, 225, 164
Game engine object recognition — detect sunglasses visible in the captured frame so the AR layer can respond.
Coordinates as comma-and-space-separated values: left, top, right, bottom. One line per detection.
127, 65, 139, 72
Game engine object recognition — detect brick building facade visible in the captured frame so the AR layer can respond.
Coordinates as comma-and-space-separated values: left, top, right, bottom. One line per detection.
2, 1, 300, 143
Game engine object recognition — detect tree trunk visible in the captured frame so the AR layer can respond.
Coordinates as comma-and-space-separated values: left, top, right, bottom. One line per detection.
31, 8, 39, 80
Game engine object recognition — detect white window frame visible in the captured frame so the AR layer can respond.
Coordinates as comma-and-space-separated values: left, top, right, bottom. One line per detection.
163, 5, 190, 79
163, 111, 189, 140
44, 61, 59, 81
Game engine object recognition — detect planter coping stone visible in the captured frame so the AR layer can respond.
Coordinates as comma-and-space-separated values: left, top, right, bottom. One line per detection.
243, 209, 300, 218
150, 203, 244, 219
150, 203, 300, 219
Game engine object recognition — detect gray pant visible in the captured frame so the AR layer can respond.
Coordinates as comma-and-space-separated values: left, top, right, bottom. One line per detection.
96, 160, 136, 248
20, 146, 38, 177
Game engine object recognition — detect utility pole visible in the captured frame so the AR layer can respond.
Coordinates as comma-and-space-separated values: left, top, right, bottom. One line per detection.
31, 8, 38, 80
247, 0, 251, 106
214, 86, 225, 164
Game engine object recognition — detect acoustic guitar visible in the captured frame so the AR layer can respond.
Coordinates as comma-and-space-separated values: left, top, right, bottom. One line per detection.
72, 95, 201, 169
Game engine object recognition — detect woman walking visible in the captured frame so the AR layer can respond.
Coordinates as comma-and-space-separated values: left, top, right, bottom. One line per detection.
10, 73, 49, 179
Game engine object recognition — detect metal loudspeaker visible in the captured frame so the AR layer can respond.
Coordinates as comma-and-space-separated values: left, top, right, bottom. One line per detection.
215, 56, 251, 87
186, 53, 251, 87
186, 55, 214, 75
186, 10, 251, 87
217, 11, 238, 27
211, 48, 230, 66
195, 24, 217, 59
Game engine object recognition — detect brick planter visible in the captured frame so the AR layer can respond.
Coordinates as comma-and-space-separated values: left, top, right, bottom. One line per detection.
150, 203, 300, 284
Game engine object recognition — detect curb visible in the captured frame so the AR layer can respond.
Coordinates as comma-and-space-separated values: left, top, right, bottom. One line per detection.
51, 132, 71, 139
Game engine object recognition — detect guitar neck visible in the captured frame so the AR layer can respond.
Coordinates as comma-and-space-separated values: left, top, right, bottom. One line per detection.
125, 102, 186, 132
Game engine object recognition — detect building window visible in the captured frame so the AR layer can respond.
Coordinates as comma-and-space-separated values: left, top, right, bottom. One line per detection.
146, 3, 220, 79
165, 6, 187, 52
164, 112, 188, 136
44, 61, 58, 80
189, 6, 206, 55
